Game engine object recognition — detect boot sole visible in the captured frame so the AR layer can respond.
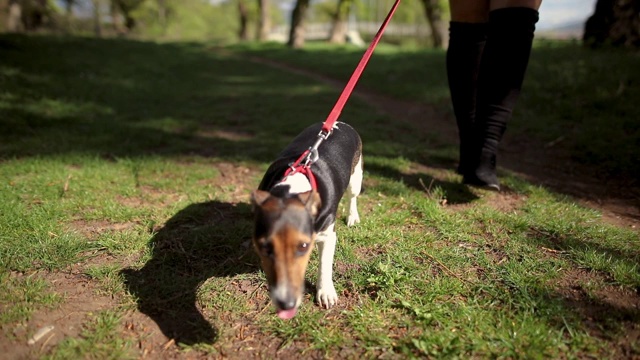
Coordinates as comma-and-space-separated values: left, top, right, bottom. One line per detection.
462, 176, 501, 192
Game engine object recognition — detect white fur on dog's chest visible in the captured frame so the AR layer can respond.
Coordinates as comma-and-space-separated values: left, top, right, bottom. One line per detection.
273, 173, 312, 194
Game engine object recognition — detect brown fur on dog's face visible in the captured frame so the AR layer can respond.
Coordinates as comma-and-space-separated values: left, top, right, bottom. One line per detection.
251, 190, 321, 313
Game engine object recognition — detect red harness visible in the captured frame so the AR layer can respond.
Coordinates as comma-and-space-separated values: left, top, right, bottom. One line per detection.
283, 0, 402, 190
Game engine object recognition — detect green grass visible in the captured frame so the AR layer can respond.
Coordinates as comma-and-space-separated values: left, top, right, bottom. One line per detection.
0, 34, 638, 359
0, 272, 62, 326
45, 311, 134, 360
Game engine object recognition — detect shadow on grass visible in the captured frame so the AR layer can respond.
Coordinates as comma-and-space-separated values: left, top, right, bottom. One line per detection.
121, 201, 257, 345
527, 225, 640, 289
0, 34, 306, 163
518, 275, 639, 355
366, 162, 479, 204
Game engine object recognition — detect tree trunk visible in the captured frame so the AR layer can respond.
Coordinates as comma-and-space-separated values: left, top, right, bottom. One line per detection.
110, 1, 125, 35
64, 0, 74, 33
584, 0, 640, 48
328, 0, 351, 44
287, 0, 310, 48
420, 0, 445, 48
124, 14, 135, 32
256, 0, 270, 41
7, 0, 23, 32
112, 0, 139, 33
157, 0, 167, 35
22, 0, 48, 31
91, 0, 102, 37
237, 0, 249, 41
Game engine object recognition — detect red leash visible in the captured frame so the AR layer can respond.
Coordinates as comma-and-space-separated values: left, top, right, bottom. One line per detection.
284, 0, 402, 187
321, 0, 402, 133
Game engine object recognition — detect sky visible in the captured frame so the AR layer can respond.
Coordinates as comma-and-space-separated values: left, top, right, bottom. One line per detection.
537, 0, 597, 30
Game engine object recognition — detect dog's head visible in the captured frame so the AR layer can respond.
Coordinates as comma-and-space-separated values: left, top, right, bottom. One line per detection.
251, 189, 321, 319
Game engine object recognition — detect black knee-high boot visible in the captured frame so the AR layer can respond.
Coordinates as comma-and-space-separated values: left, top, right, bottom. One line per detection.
464, 7, 539, 191
446, 22, 488, 175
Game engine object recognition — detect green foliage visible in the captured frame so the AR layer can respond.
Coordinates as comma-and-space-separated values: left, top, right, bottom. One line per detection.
353, 0, 449, 23
113, 0, 145, 13
353, 0, 413, 22
131, 0, 238, 41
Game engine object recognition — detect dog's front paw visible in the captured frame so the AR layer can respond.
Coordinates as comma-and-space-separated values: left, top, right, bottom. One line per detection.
347, 214, 360, 227
316, 285, 338, 309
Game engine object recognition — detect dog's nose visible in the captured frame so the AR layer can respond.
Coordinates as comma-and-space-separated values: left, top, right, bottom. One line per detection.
275, 296, 296, 310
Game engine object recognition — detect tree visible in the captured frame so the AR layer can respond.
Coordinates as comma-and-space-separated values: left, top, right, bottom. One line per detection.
256, 0, 270, 41
420, 0, 444, 48
62, 0, 75, 32
287, 0, 310, 48
237, 0, 249, 40
112, 0, 145, 32
92, 0, 102, 37
7, 0, 24, 32
584, 0, 640, 48
327, 0, 351, 44
16, 0, 51, 31
157, 0, 167, 35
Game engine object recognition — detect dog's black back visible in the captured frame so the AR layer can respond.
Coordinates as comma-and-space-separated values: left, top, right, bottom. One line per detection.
258, 122, 361, 232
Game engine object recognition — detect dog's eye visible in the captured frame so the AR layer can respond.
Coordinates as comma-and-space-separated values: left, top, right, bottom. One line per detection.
296, 242, 310, 256
261, 242, 274, 257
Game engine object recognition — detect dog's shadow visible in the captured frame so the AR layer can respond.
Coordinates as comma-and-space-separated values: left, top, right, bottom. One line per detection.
121, 201, 257, 345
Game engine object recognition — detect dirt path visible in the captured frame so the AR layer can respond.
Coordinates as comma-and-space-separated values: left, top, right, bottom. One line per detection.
247, 56, 640, 231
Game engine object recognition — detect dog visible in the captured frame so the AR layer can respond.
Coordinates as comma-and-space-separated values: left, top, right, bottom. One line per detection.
251, 121, 363, 320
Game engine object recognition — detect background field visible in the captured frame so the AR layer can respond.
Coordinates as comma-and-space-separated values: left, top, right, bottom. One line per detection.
0, 34, 639, 358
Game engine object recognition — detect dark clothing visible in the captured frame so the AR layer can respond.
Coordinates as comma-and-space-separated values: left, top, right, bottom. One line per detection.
447, 7, 539, 189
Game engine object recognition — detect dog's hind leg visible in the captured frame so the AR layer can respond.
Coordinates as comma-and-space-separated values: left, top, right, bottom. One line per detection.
346, 154, 363, 227
316, 223, 338, 308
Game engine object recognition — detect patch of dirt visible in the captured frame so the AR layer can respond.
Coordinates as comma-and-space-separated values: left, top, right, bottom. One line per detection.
0, 271, 117, 359
485, 191, 527, 214
195, 128, 255, 142
119, 311, 201, 359
211, 291, 371, 359
68, 220, 139, 240
114, 184, 187, 208
207, 162, 262, 203
552, 268, 640, 358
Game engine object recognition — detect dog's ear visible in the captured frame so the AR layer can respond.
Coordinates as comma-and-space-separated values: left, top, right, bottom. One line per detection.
297, 190, 321, 217
251, 190, 271, 208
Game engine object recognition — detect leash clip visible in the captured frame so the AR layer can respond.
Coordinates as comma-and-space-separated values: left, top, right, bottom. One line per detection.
304, 148, 319, 167
304, 129, 330, 167
318, 129, 332, 140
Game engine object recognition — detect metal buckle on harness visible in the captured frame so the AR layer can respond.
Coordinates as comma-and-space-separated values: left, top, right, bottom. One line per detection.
318, 129, 331, 139
286, 129, 331, 175
304, 130, 330, 167
304, 148, 319, 167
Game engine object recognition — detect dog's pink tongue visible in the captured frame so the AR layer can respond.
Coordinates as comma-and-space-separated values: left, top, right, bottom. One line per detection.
277, 308, 297, 320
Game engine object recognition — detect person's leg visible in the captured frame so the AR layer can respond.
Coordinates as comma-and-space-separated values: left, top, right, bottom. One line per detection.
446, 0, 489, 174
464, 0, 541, 190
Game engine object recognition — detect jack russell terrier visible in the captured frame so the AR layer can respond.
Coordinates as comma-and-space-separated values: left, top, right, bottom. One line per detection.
251, 121, 363, 320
